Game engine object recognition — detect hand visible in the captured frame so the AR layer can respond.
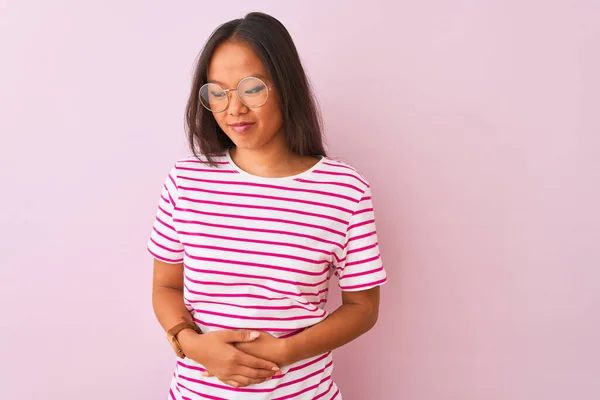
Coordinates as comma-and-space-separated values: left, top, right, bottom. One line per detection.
178, 329, 280, 388
202, 331, 290, 379
234, 331, 289, 367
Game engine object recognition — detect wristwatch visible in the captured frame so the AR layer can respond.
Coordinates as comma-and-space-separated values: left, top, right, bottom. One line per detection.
166, 316, 202, 359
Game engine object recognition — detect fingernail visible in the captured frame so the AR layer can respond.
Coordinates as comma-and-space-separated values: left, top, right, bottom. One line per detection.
271, 366, 280, 371
202, 372, 208, 376
249, 331, 260, 339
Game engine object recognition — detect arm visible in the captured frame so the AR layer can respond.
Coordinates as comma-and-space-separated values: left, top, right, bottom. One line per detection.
283, 287, 380, 365
151, 259, 197, 343
235, 286, 380, 366
152, 259, 280, 387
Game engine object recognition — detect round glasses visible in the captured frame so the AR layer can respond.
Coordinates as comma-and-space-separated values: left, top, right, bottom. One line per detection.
199, 76, 272, 113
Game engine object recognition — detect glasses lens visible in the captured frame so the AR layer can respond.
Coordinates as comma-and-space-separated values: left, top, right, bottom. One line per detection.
237, 77, 269, 108
199, 83, 227, 112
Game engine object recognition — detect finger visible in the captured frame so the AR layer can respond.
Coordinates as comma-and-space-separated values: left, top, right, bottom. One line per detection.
233, 365, 277, 379
237, 351, 280, 372
226, 375, 269, 388
226, 329, 260, 343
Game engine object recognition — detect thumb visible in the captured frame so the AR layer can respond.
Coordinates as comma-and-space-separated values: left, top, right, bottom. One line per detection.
229, 329, 260, 343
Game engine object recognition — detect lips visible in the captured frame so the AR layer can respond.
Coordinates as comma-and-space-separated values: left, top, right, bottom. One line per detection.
229, 122, 255, 133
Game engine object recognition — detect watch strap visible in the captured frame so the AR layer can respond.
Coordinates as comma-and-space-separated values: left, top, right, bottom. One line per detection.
166, 317, 202, 358
168, 317, 201, 338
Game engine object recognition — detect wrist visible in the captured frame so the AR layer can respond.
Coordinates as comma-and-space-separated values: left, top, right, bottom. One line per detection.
279, 337, 297, 366
177, 328, 201, 354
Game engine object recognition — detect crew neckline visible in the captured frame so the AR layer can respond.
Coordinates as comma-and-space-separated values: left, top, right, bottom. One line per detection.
225, 147, 327, 182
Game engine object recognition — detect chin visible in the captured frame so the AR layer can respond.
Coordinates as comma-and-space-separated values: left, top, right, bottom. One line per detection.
230, 137, 272, 151
234, 143, 267, 151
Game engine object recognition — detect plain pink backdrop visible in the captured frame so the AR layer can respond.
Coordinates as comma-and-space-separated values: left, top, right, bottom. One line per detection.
1, 1, 599, 399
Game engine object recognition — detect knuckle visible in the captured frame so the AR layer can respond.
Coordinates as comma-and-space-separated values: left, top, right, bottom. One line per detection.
259, 369, 270, 378
251, 370, 261, 378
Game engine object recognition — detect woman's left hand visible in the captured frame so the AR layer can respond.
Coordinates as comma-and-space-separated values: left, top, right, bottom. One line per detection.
203, 331, 289, 378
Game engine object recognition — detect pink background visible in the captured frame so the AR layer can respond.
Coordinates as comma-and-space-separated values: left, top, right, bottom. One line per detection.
1, 1, 599, 399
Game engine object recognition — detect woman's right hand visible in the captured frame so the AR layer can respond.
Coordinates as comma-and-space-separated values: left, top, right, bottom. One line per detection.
178, 329, 280, 388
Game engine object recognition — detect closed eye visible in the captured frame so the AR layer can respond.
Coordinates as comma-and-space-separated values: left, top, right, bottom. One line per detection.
244, 85, 266, 95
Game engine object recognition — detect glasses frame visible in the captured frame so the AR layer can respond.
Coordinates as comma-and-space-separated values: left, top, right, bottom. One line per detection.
199, 76, 273, 113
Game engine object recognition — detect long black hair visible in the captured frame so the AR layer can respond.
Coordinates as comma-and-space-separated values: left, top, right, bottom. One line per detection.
185, 12, 326, 165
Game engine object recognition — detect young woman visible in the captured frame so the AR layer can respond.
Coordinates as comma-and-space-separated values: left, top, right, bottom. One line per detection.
148, 12, 387, 400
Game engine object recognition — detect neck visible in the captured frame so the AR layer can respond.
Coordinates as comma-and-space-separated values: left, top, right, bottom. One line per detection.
229, 141, 297, 176
229, 136, 320, 178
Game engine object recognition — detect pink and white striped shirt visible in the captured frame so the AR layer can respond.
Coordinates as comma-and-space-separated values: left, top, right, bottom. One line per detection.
147, 149, 387, 400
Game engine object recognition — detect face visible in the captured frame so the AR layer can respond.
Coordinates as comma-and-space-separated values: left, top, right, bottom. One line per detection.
206, 40, 285, 152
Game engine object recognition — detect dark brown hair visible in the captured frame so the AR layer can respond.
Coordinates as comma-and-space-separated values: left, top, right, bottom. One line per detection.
185, 12, 326, 165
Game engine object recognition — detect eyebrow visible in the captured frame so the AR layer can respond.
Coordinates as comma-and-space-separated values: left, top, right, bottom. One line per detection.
207, 74, 269, 87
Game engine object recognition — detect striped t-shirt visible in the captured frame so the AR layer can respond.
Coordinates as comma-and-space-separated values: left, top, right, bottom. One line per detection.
147, 149, 387, 400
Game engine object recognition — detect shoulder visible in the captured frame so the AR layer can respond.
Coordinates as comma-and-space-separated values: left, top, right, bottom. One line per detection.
318, 156, 371, 192
159, 153, 232, 189
171, 153, 232, 176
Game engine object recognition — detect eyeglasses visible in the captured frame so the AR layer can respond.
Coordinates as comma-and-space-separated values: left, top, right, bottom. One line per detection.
199, 76, 272, 113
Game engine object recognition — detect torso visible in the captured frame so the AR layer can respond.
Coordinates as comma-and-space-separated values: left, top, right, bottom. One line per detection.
147, 152, 386, 399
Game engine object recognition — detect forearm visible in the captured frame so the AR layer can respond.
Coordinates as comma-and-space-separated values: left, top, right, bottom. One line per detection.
152, 286, 196, 334
282, 301, 378, 365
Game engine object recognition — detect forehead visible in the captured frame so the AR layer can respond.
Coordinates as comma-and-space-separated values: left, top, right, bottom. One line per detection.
207, 41, 268, 86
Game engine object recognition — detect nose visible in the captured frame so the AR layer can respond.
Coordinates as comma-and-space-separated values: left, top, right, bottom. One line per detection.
227, 90, 248, 116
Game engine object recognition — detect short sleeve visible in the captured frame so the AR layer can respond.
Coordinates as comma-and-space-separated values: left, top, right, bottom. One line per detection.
334, 186, 387, 291
146, 165, 184, 264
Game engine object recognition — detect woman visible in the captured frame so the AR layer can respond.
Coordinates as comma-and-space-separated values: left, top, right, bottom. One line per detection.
148, 12, 387, 400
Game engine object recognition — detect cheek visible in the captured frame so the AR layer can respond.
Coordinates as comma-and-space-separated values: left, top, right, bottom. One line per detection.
257, 102, 283, 132
212, 112, 227, 128
212, 112, 233, 137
